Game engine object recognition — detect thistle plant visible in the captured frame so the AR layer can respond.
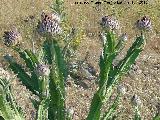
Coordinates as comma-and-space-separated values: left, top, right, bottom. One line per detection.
86, 16, 146, 120
0, 68, 25, 120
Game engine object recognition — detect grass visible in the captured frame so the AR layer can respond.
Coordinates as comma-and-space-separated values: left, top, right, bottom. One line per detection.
0, 0, 160, 120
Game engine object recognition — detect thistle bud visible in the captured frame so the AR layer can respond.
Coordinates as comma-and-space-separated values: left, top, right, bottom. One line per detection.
101, 16, 119, 30
35, 64, 50, 76
131, 94, 142, 106
117, 85, 126, 95
3, 27, 22, 47
136, 16, 152, 31
38, 12, 62, 36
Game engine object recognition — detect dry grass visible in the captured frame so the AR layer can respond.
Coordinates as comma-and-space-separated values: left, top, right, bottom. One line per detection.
0, 0, 160, 119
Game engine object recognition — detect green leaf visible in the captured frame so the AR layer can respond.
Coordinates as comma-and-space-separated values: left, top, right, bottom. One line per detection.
107, 35, 144, 87
101, 95, 120, 120
153, 113, 160, 120
134, 106, 141, 120
106, 31, 116, 53
44, 38, 67, 120
37, 98, 49, 120
4, 59, 39, 96
0, 79, 25, 120
24, 49, 39, 65
43, 40, 52, 65
12, 48, 40, 92
127, 36, 144, 55
99, 52, 117, 88
13, 47, 39, 70
86, 92, 103, 120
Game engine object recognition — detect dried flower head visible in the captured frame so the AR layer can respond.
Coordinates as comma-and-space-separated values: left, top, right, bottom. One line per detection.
136, 16, 152, 31
131, 94, 142, 106
117, 85, 126, 95
35, 64, 50, 76
38, 12, 62, 35
3, 27, 22, 47
101, 16, 119, 30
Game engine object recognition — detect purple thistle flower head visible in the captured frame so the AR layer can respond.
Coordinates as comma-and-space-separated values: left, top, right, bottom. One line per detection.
3, 27, 22, 47
38, 12, 62, 36
136, 16, 152, 31
101, 16, 119, 30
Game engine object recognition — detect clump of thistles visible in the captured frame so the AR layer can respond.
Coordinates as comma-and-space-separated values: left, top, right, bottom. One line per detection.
101, 15, 119, 30
131, 94, 142, 106
3, 27, 22, 47
35, 64, 50, 76
136, 16, 152, 31
38, 12, 62, 35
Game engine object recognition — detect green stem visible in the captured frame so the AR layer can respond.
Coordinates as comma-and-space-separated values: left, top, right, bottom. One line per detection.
101, 94, 120, 120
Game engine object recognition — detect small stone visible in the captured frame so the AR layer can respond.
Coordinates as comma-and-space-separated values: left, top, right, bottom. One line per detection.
120, 33, 128, 41
131, 94, 142, 106
117, 85, 126, 95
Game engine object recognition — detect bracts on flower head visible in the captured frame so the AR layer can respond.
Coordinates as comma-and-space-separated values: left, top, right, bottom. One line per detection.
35, 64, 50, 76
100, 15, 119, 31
136, 16, 152, 31
3, 27, 22, 47
41, 12, 61, 23
38, 12, 62, 36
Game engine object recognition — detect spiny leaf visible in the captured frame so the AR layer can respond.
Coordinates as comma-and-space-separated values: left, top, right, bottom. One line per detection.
5, 60, 39, 96
127, 36, 144, 55
12, 48, 40, 92
86, 92, 103, 120
43, 40, 52, 65
44, 38, 66, 120
106, 31, 116, 53
101, 95, 120, 120
99, 52, 117, 88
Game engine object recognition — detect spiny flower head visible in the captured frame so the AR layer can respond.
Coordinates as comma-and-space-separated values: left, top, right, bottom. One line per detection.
38, 12, 62, 36
101, 15, 119, 30
3, 27, 22, 47
136, 16, 152, 31
35, 64, 50, 76
41, 12, 61, 23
